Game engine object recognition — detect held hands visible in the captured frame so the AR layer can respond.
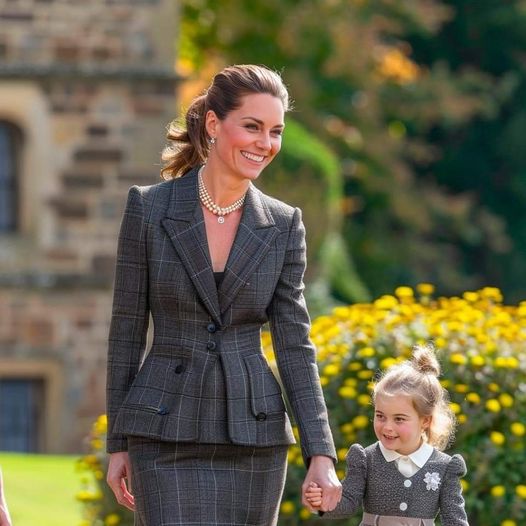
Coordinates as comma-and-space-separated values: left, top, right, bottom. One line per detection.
305, 482, 323, 509
301, 455, 341, 512
107, 452, 135, 511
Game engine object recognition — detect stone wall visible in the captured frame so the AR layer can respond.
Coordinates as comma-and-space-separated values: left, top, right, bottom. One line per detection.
0, 0, 179, 453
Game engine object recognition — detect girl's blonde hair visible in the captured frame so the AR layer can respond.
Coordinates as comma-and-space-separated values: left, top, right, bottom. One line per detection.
372, 344, 456, 450
161, 64, 290, 179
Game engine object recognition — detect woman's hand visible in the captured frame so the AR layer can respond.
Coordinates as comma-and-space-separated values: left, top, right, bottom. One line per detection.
302, 455, 341, 512
107, 452, 135, 511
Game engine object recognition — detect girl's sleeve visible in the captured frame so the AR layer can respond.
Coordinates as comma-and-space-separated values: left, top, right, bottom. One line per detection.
321, 443, 367, 519
106, 186, 150, 453
439, 454, 469, 526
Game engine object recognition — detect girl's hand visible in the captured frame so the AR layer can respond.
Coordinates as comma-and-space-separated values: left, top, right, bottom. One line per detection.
305, 481, 323, 508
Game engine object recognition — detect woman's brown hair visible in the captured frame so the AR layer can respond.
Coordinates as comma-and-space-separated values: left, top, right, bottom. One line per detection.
161, 64, 290, 179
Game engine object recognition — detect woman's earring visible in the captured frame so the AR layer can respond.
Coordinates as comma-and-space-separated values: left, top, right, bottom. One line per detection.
209, 137, 216, 145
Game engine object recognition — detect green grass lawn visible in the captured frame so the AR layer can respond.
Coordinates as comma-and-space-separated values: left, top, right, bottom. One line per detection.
0, 452, 83, 526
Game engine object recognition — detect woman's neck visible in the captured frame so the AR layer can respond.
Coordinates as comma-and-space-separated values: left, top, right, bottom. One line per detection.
200, 163, 249, 207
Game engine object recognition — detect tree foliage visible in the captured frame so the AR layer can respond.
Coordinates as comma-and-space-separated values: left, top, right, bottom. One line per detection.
179, 0, 525, 302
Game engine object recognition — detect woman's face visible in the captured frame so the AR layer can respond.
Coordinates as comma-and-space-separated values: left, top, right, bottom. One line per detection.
373, 393, 430, 456
206, 92, 285, 182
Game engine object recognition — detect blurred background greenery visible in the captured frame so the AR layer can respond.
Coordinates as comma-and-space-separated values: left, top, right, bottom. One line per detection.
178, 0, 526, 308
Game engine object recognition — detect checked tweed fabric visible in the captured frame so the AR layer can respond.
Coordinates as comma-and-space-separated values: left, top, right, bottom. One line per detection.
106, 167, 337, 521
128, 437, 288, 526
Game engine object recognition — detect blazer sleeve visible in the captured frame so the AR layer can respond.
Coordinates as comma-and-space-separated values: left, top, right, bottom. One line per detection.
266, 207, 336, 464
439, 454, 469, 526
106, 186, 150, 453
321, 443, 366, 519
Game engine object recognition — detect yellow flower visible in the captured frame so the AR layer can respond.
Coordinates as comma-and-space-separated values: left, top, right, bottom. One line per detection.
465, 291, 481, 302
357, 347, 375, 358
417, 283, 435, 295
498, 393, 514, 408
434, 337, 447, 349
501, 521, 517, 526
374, 295, 398, 310
491, 485, 505, 498
357, 370, 374, 380
280, 501, 295, 514
105, 514, 121, 526
511, 422, 525, 437
466, 392, 480, 404
485, 399, 501, 413
380, 357, 397, 369
490, 431, 505, 446
340, 423, 354, 434
352, 415, 369, 429
395, 286, 414, 298
338, 386, 357, 399
450, 353, 467, 365
337, 448, 348, 461
323, 364, 340, 376
488, 383, 500, 393
470, 355, 485, 367
299, 508, 311, 520
358, 394, 371, 406
454, 384, 469, 393
515, 485, 526, 499
449, 403, 461, 415
480, 287, 503, 302
90, 439, 103, 451
460, 479, 469, 492
457, 414, 467, 425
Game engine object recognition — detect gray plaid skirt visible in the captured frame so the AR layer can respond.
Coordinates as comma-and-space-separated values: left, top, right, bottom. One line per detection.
128, 437, 288, 526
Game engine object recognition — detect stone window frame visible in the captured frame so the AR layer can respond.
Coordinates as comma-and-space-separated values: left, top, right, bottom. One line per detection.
0, 120, 22, 233
0, 358, 63, 453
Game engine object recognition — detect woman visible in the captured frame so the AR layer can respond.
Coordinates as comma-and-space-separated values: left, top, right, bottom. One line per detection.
106, 64, 341, 525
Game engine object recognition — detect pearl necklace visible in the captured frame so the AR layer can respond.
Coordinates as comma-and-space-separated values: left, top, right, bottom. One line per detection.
198, 166, 246, 224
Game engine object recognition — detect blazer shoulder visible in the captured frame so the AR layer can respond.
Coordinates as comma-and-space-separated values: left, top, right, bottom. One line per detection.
255, 186, 300, 226
128, 179, 174, 222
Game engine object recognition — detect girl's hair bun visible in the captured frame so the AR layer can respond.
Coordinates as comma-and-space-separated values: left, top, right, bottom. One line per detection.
411, 343, 441, 377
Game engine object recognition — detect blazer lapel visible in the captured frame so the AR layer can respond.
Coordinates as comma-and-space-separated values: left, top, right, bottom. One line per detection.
160, 168, 222, 326
218, 185, 279, 314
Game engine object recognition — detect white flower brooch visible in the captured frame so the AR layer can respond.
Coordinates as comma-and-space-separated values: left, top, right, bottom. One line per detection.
424, 472, 441, 491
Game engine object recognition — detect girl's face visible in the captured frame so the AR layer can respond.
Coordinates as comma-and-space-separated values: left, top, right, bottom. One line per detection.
373, 393, 431, 456
205, 93, 285, 182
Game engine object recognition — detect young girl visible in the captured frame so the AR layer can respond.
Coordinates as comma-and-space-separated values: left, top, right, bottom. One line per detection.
306, 344, 469, 525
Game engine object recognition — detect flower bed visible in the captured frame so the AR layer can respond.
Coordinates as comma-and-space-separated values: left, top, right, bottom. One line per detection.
79, 286, 526, 526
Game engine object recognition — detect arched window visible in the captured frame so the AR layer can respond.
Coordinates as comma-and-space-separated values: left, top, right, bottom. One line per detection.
0, 121, 22, 233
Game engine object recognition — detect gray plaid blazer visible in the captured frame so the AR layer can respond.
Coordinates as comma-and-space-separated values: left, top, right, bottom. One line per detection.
106, 167, 336, 464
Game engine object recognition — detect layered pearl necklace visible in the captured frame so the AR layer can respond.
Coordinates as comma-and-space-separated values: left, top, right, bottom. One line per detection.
198, 166, 246, 224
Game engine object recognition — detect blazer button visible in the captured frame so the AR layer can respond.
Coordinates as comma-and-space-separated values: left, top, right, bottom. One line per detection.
206, 341, 217, 351
256, 412, 267, 421
174, 364, 184, 374
207, 323, 217, 333
157, 407, 169, 415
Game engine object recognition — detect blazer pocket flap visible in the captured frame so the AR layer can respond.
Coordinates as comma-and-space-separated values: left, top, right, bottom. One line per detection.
243, 354, 286, 416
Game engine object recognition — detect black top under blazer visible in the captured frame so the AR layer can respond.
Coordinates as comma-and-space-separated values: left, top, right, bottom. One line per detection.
106, 167, 336, 464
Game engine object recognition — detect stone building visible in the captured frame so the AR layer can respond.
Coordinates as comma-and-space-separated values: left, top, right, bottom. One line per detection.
0, 0, 179, 453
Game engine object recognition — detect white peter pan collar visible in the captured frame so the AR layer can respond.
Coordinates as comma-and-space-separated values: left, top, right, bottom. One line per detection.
378, 440, 434, 468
